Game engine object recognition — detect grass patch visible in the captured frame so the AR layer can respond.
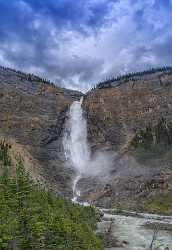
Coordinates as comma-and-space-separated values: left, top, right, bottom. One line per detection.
146, 190, 172, 215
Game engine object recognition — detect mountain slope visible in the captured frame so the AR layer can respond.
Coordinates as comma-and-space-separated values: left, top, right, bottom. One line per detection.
83, 68, 172, 210
0, 141, 102, 250
1, 66, 172, 211
0, 66, 82, 195
84, 67, 172, 147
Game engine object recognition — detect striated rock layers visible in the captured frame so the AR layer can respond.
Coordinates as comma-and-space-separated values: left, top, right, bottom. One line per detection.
83, 68, 172, 207
84, 69, 172, 148
1, 66, 172, 208
0, 66, 82, 195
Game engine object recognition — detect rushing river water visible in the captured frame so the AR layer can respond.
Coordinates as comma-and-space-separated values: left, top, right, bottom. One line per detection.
97, 209, 172, 250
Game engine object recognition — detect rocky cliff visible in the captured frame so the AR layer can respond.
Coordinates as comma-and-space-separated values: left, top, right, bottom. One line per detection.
82, 67, 172, 210
0, 66, 82, 195
84, 68, 172, 148
1, 66, 172, 211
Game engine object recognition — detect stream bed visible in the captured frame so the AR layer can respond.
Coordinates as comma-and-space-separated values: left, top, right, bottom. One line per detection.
97, 209, 172, 250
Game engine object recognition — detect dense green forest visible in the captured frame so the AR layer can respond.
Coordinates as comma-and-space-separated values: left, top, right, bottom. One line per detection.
130, 118, 172, 151
0, 141, 102, 250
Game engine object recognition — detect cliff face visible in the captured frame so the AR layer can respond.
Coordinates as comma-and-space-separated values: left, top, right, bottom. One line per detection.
0, 66, 82, 195
1, 66, 172, 209
84, 70, 172, 148
82, 69, 172, 208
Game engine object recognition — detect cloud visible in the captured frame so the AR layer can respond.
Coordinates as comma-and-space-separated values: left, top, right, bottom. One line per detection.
0, 0, 172, 92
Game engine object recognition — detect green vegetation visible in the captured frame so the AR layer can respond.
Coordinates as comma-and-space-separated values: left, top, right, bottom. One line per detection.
113, 189, 172, 215
118, 119, 172, 215
156, 246, 170, 250
0, 140, 103, 250
0, 140, 11, 168
0, 65, 57, 87
96, 66, 172, 89
130, 118, 172, 152
145, 190, 172, 215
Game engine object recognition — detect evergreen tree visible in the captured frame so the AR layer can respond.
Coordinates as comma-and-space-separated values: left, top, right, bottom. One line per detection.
0, 141, 102, 250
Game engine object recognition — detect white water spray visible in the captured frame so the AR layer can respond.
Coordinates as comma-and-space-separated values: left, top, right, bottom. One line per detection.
63, 97, 114, 200
63, 97, 90, 198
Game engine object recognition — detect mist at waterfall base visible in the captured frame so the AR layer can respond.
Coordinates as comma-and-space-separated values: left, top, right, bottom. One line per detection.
63, 98, 114, 201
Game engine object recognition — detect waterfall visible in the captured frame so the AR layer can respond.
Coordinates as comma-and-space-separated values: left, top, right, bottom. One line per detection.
63, 97, 114, 201
63, 97, 91, 199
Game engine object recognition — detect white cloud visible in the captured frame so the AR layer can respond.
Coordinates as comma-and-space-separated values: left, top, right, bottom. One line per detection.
0, 0, 172, 92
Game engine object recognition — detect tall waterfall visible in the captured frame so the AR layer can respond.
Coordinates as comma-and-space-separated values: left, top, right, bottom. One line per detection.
63, 97, 91, 198
63, 97, 114, 201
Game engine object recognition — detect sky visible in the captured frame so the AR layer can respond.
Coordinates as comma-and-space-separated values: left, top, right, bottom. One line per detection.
0, 0, 172, 92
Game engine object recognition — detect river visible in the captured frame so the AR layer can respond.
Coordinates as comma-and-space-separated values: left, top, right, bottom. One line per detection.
97, 209, 172, 250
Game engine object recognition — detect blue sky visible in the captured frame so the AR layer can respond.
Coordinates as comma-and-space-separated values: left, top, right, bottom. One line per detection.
0, 0, 172, 91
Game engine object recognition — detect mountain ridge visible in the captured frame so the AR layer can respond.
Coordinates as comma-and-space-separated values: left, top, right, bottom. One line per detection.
0, 65, 172, 211
96, 66, 172, 90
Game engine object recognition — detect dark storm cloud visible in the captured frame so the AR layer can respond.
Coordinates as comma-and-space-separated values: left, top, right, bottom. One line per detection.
0, 0, 172, 91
